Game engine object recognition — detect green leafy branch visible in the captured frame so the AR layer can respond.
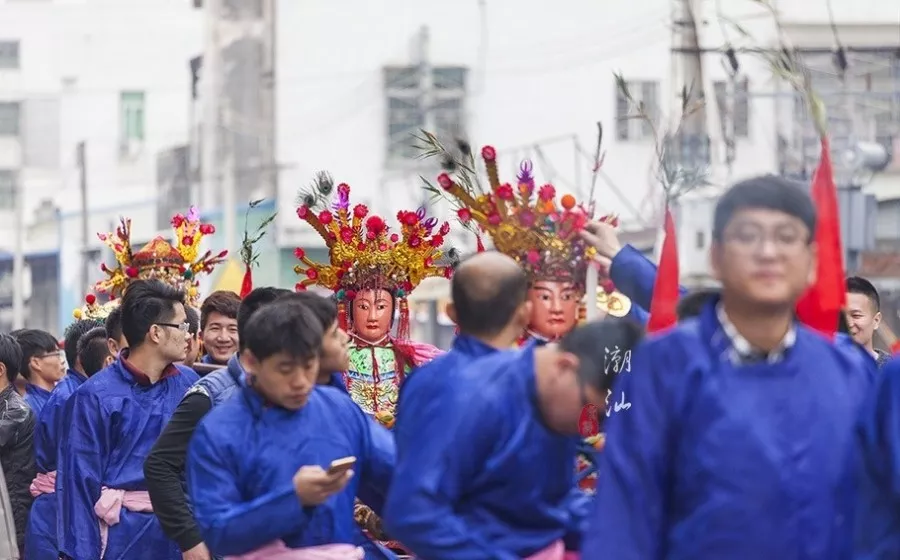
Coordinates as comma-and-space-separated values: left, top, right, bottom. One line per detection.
722, 0, 827, 136
414, 130, 484, 236
240, 199, 277, 270
613, 72, 709, 201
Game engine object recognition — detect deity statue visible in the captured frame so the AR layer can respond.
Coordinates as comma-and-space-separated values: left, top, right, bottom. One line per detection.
431, 146, 635, 493
74, 207, 226, 321
294, 176, 455, 551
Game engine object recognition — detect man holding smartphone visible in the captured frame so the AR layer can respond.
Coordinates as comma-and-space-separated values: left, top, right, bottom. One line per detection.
186, 299, 396, 559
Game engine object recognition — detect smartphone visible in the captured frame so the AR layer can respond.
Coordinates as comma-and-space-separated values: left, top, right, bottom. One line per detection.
327, 456, 357, 476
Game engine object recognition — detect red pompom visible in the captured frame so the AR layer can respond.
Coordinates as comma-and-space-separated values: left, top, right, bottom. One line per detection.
85, 294, 96, 305
481, 145, 497, 161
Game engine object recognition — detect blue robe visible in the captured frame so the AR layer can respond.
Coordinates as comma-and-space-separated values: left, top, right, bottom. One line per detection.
383, 335, 499, 558
383, 343, 589, 559
609, 243, 689, 325
586, 300, 875, 560
24, 383, 52, 417
56, 361, 198, 560
855, 356, 900, 557
186, 384, 396, 559
25, 369, 87, 560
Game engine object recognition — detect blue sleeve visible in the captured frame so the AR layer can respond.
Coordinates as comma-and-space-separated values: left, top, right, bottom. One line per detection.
55, 390, 106, 560
34, 395, 61, 472
584, 338, 676, 559
186, 420, 312, 556
355, 409, 395, 515
855, 359, 900, 557
610, 244, 688, 312
561, 485, 592, 550
382, 378, 518, 560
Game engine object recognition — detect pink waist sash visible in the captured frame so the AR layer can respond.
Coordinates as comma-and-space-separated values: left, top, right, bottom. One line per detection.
94, 487, 153, 559
224, 540, 364, 559
526, 540, 576, 560
30, 470, 56, 497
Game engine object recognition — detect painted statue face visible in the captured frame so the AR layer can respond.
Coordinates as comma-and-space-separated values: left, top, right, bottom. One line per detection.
351, 289, 394, 343
527, 280, 581, 341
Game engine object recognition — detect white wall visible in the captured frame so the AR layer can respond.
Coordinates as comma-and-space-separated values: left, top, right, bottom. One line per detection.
0, 0, 202, 252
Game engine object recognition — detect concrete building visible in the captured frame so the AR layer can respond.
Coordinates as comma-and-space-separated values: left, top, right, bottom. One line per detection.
0, 0, 202, 331
0, 0, 897, 331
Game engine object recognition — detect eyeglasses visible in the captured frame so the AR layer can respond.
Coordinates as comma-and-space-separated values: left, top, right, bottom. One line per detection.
722, 224, 809, 255
35, 350, 63, 360
154, 322, 191, 333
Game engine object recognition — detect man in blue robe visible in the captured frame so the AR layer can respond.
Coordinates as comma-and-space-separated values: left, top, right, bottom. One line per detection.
26, 324, 111, 560
145, 288, 350, 559
383, 317, 642, 559
186, 299, 395, 559
56, 279, 200, 560
383, 251, 531, 553
587, 176, 876, 559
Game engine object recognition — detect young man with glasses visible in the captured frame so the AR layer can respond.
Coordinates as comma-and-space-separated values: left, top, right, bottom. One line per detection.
587, 176, 876, 559
56, 280, 199, 560
12, 329, 65, 416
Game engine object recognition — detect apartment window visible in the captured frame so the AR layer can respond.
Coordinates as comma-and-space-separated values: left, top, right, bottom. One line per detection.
0, 171, 16, 210
615, 80, 660, 141
120, 92, 145, 158
384, 65, 467, 161
0, 41, 19, 69
0, 102, 20, 136
714, 78, 750, 138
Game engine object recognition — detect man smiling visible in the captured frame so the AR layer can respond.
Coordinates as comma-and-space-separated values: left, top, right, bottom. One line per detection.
199, 291, 240, 365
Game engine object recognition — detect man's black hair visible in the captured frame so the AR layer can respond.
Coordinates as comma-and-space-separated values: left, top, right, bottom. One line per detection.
105, 306, 123, 343
847, 276, 880, 312
200, 290, 241, 330
186, 306, 201, 336
451, 252, 529, 337
559, 318, 644, 396
712, 175, 816, 242
63, 319, 104, 370
77, 327, 111, 377
237, 287, 293, 351
277, 292, 338, 330
676, 288, 720, 321
120, 280, 188, 348
13, 329, 59, 381
243, 299, 324, 362
0, 333, 22, 385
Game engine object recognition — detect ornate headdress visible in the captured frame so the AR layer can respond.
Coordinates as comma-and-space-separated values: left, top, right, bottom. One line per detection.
432, 144, 631, 317
294, 177, 455, 339
73, 206, 227, 319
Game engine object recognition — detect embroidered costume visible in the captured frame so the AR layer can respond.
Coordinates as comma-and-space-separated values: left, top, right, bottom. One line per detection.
73, 207, 227, 320
294, 177, 453, 552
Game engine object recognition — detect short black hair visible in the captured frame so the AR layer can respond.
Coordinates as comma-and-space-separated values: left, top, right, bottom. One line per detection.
243, 299, 324, 362
13, 329, 59, 380
712, 175, 816, 242
451, 253, 529, 337
120, 280, 188, 348
237, 287, 293, 351
559, 318, 644, 396
64, 319, 104, 369
0, 333, 22, 385
200, 290, 241, 330
676, 288, 720, 321
277, 292, 338, 329
847, 276, 880, 311
77, 327, 112, 377
186, 306, 201, 336
105, 306, 123, 343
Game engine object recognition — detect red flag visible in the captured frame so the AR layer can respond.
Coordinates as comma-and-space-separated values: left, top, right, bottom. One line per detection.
647, 207, 679, 333
795, 137, 846, 336
239, 267, 253, 300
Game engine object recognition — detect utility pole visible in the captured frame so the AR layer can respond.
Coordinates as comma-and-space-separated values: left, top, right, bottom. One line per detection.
77, 141, 90, 299
11, 171, 24, 329
201, 0, 235, 251
671, 0, 708, 149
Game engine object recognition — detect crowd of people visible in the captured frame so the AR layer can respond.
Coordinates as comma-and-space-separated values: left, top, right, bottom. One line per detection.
0, 145, 897, 560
